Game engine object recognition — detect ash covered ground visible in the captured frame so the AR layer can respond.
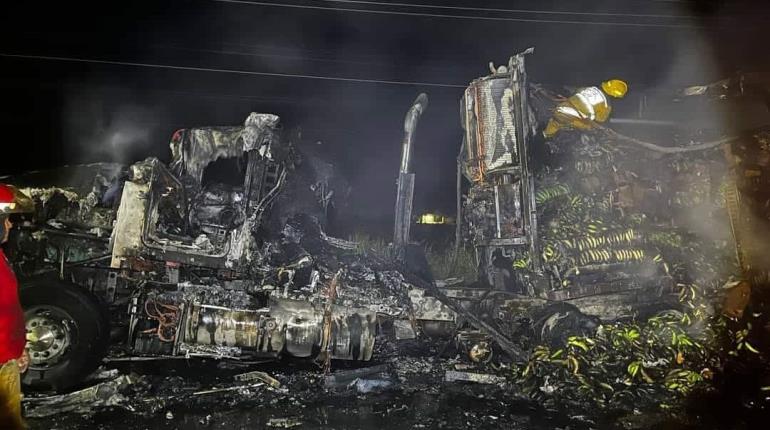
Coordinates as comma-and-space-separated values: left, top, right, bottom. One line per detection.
27, 352, 569, 430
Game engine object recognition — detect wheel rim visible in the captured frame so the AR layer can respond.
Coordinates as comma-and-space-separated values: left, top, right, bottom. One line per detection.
25, 306, 75, 369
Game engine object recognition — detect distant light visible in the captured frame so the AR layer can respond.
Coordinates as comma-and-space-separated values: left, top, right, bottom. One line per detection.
416, 213, 454, 225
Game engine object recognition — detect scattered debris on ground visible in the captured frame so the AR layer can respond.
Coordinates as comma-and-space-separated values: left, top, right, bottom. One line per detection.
266, 417, 303, 428
444, 371, 507, 385
234, 370, 281, 388
24, 375, 136, 418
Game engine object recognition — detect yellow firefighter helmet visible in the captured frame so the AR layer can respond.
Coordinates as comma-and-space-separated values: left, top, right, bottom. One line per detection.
601, 79, 628, 98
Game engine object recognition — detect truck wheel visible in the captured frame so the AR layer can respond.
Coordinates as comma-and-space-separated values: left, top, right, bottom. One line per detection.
20, 278, 109, 392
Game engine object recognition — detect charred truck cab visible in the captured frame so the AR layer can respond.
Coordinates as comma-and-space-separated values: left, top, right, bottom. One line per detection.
6, 113, 375, 391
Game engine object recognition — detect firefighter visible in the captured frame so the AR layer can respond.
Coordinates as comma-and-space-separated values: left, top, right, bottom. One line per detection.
543, 79, 628, 138
0, 184, 34, 429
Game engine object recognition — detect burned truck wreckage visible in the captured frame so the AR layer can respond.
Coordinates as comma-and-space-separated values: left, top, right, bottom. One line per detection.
7, 113, 382, 391
456, 50, 681, 318
4, 49, 769, 425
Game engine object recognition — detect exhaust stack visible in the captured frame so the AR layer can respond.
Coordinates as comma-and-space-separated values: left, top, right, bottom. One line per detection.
393, 93, 429, 260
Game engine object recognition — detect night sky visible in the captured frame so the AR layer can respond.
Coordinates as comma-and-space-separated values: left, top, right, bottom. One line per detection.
2, 0, 769, 229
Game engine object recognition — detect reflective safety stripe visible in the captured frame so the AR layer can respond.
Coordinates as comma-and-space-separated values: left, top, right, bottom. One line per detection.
573, 87, 607, 121
555, 105, 580, 118
573, 93, 596, 120
0, 360, 24, 428
580, 87, 607, 105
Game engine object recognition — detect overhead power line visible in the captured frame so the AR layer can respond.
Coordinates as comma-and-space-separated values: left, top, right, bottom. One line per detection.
155, 44, 420, 69
211, 0, 704, 29
155, 43, 468, 75
0, 53, 466, 88
316, 0, 696, 19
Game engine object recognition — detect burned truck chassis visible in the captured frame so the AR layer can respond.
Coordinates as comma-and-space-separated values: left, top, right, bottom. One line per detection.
9, 114, 377, 391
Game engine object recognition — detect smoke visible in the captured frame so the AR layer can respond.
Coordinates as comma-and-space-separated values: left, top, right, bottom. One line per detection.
205, 10, 440, 225
50, 0, 766, 240
63, 89, 165, 165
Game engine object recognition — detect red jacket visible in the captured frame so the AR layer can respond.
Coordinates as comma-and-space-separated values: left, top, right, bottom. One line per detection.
0, 249, 25, 363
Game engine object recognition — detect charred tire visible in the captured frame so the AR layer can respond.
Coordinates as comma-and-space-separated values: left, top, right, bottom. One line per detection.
19, 278, 109, 392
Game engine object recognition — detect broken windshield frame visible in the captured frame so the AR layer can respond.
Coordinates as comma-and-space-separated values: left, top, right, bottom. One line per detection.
141, 159, 233, 260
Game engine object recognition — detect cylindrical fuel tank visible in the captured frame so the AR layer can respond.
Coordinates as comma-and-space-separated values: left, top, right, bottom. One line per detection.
271, 299, 377, 361
183, 304, 284, 356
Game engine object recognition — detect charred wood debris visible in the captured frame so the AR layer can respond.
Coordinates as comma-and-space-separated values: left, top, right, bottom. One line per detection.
4, 66, 770, 428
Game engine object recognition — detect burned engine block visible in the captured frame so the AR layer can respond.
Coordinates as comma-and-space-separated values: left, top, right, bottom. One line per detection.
129, 284, 376, 361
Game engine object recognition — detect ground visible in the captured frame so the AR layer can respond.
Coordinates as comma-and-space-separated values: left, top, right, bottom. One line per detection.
25, 357, 577, 430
